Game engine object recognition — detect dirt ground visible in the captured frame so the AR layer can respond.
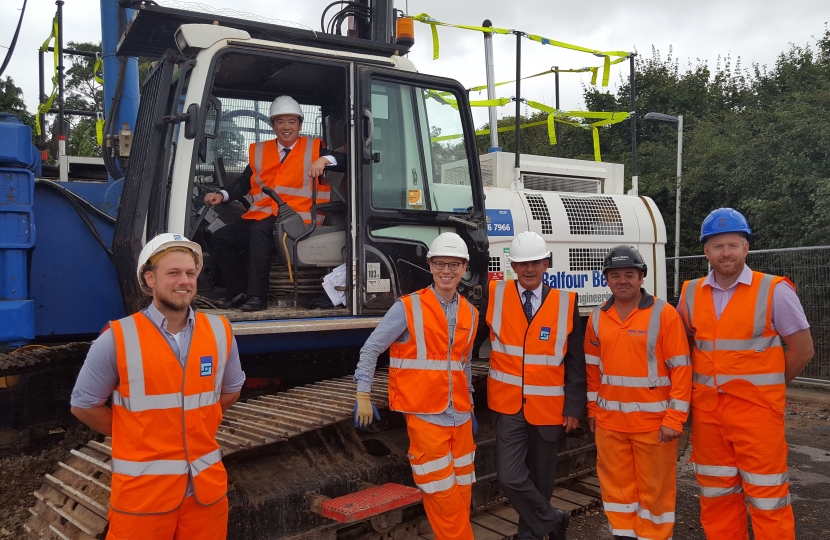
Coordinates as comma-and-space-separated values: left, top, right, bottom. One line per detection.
1, 398, 828, 539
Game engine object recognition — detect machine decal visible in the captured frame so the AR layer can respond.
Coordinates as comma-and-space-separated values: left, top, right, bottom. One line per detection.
367, 279, 391, 293
486, 209, 513, 236
408, 189, 424, 207
367, 263, 381, 280
488, 271, 505, 281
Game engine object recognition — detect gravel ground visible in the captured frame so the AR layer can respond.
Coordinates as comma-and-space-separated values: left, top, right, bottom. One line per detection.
1, 401, 828, 539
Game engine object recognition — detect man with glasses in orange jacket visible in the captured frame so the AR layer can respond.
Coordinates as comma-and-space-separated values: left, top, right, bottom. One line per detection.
353, 232, 479, 540
680, 208, 813, 539
584, 245, 691, 540
70, 233, 245, 540
487, 231, 585, 540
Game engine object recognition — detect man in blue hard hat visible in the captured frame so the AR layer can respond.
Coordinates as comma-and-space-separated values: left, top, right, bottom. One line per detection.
678, 208, 814, 539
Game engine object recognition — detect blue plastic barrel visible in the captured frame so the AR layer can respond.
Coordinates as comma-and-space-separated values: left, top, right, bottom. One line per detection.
0, 113, 35, 169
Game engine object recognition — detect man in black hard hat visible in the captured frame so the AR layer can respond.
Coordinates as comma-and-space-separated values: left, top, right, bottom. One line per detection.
584, 245, 691, 540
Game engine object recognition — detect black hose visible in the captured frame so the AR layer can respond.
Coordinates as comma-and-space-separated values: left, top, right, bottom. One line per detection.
101, 55, 127, 180
35, 179, 115, 261
0, 0, 26, 78
321, 1, 371, 35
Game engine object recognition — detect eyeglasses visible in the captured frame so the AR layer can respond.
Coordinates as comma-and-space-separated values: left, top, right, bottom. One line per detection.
431, 261, 463, 271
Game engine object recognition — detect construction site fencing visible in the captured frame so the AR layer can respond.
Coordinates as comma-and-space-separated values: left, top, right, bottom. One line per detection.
666, 246, 830, 384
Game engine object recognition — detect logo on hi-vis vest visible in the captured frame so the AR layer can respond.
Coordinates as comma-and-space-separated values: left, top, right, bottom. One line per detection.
200, 356, 213, 377
539, 327, 551, 341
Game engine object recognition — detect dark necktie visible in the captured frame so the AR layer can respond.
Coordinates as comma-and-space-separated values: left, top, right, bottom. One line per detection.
280, 147, 291, 163
523, 290, 534, 322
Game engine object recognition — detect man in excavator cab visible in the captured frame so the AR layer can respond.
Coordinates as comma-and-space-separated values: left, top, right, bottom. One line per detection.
203, 95, 346, 312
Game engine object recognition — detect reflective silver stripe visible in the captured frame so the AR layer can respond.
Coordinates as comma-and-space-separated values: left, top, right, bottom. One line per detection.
647, 299, 666, 383
747, 494, 791, 511
489, 368, 522, 387
120, 316, 146, 398
491, 280, 507, 336
390, 357, 464, 371
638, 507, 675, 524
684, 278, 702, 330
668, 398, 690, 412
741, 470, 789, 486
523, 385, 565, 397
586, 354, 600, 366
111, 458, 188, 477
410, 293, 427, 361
693, 371, 716, 387
205, 314, 228, 395
697, 335, 782, 352
601, 375, 671, 388
416, 472, 456, 494
717, 372, 785, 386
411, 452, 453, 475
304, 135, 314, 183
665, 355, 691, 369
456, 472, 475, 485
699, 485, 743, 497
602, 501, 637, 513
524, 354, 564, 366
490, 338, 524, 357
587, 391, 598, 401
694, 464, 739, 477
454, 451, 475, 468
275, 185, 313, 197
597, 397, 667, 413
191, 448, 223, 476
463, 299, 477, 355
754, 274, 775, 339
591, 306, 600, 338
111, 390, 218, 412
554, 292, 570, 359
695, 339, 713, 352
251, 141, 266, 193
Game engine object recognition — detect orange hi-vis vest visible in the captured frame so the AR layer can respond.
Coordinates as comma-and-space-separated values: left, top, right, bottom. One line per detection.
681, 271, 789, 413
388, 287, 478, 415
585, 293, 692, 433
108, 311, 231, 514
243, 137, 331, 224
486, 280, 575, 425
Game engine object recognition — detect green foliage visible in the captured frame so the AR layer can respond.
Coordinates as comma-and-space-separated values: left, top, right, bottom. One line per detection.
482, 24, 830, 254
0, 76, 35, 136
63, 41, 104, 157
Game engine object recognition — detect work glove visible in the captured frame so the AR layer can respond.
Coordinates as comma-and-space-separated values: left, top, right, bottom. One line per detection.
471, 405, 478, 435
353, 391, 380, 428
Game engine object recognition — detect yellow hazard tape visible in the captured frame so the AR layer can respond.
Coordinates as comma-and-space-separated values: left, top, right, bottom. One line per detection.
36, 14, 59, 137
96, 113, 105, 146
93, 56, 104, 85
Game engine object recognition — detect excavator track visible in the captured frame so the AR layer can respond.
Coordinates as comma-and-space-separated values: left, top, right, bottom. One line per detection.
0, 342, 90, 377
24, 363, 598, 540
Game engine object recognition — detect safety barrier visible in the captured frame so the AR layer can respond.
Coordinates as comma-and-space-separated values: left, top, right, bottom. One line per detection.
666, 246, 830, 383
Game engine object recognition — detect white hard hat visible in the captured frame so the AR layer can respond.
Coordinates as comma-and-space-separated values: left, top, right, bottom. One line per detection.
269, 96, 304, 120
426, 232, 470, 261
136, 233, 203, 295
508, 231, 551, 263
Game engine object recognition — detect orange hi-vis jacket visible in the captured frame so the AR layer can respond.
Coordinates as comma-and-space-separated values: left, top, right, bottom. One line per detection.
486, 280, 576, 426
388, 287, 478, 414
680, 271, 789, 413
108, 311, 232, 514
584, 291, 692, 433
243, 137, 331, 224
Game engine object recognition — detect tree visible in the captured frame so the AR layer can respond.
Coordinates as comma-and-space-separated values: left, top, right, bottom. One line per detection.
0, 76, 35, 132
62, 41, 104, 157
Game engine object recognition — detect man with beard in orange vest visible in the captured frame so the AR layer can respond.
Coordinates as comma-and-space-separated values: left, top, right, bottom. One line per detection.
584, 245, 691, 540
70, 233, 245, 539
353, 232, 478, 540
486, 231, 586, 540
680, 208, 814, 539
204, 95, 346, 312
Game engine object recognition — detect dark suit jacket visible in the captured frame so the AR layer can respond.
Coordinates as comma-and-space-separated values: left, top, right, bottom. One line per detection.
225, 144, 346, 202
513, 282, 587, 441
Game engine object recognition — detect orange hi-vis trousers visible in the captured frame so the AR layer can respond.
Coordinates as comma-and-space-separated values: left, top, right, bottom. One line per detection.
595, 427, 677, 540
405, 414, 476, 540
691, 393, 794, 540
106, 495, 228, 540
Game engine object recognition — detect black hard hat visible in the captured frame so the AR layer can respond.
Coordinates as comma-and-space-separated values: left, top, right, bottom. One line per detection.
602, 245, 648, 277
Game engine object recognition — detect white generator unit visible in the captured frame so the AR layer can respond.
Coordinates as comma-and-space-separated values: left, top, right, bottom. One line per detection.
471, 152, 667, 314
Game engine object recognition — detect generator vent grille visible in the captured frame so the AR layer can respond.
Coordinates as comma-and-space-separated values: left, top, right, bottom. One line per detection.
569, 248, 611, 271
560, 196, 623, 235
522, 174, 600, 193
524, 194, 553, 234
481, 160, 495, 187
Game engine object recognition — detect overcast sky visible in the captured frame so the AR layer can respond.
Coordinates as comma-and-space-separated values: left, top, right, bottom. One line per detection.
2, 0, 828, 128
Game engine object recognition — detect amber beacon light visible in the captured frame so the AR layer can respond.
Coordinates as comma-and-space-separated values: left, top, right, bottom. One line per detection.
395, 16, 415, 48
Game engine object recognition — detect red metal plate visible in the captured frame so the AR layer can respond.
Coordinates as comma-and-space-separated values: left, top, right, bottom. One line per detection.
320, 483, 423, 523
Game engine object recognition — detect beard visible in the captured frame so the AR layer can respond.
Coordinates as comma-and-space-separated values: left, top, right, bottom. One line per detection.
157, 293, 193, 312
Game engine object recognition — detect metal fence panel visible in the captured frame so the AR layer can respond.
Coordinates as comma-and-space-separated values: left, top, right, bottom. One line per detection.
666, 246, 830, 382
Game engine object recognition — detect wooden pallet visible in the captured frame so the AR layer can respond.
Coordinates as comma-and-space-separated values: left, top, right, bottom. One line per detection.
415, 474, 602, 540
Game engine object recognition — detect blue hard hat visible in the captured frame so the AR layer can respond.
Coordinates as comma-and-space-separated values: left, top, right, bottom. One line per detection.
700, 208, 752, 242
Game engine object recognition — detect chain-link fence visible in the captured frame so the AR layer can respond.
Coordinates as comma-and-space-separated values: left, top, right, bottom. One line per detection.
666, 246, 830, 383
